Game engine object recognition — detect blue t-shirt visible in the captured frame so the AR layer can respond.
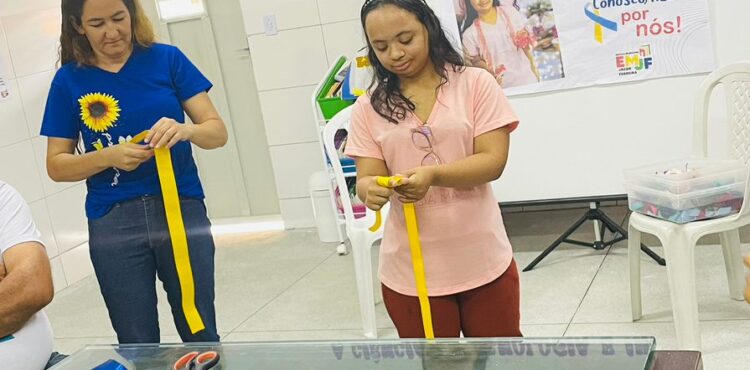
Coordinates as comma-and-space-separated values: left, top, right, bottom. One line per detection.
40, 43, 211, 219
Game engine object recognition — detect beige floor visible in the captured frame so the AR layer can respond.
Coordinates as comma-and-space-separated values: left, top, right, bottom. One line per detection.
46, 206, 750, 369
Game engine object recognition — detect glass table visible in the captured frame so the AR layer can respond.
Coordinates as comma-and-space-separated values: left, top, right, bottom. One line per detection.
51, 337, 658, 370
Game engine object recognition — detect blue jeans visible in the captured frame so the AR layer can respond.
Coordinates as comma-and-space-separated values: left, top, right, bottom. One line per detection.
88, 196, 219, 344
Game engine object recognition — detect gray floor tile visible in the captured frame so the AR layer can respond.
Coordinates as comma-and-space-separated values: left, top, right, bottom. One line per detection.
234, 247, 394, 333
211, 229, 338, 333
45, 276, 116, 338
573, 244, 750, 324
519, 324, 568, 338
516, 250, 606, 325
699, 320, 750, 370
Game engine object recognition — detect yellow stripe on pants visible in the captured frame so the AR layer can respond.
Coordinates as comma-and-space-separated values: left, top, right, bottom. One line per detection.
131, 131, 205, 334
375, 176, 434, 339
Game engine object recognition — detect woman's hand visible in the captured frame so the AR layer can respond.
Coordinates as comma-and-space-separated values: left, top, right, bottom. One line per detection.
363, 177, 395, 211
744, 254, 750, 303
145, 118, 195, 149
103, 142, 154, 171
394, 167, 436, 203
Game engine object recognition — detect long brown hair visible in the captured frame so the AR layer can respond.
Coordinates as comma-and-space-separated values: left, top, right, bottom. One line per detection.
59, 0, 156, 66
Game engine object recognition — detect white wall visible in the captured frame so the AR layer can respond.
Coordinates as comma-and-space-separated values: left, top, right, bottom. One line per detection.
240, 0, 365, 228
0, 1, 92, 292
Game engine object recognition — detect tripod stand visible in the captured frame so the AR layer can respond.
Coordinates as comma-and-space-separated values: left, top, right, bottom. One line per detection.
522, 201, 665, 272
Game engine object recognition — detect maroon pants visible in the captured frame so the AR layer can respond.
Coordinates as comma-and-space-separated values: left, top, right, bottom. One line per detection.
382, 259, 521, 338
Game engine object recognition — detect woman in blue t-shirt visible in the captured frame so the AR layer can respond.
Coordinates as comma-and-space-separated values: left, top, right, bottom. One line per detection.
41, 0, 227, 344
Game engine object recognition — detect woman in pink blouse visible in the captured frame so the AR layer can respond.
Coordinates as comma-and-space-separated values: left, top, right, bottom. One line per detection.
346, 0, 522, 338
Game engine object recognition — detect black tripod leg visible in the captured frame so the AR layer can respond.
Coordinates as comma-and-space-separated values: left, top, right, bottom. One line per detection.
523, 212, 590, 272
597, 211, 666, 266
639, 245, 666, 265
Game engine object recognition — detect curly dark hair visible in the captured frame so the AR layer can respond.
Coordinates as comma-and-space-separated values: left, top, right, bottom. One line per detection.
361, 0, 464, 124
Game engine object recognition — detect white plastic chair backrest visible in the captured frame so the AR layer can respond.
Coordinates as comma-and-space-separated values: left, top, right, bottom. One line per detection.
693, 62, 750, 217
322, 106, 386, 235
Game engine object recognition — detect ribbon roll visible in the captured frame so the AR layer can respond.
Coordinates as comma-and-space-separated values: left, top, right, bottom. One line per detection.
131, 131, 205, 334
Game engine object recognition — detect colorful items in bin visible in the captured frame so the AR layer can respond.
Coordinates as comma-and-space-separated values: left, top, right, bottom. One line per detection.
624, 159, 747, 223
323, 62, 351, 99
334, 129, 348, 156
333, 128, 356, 174
335, 179, 366, 219
658, 163, 690, 176
342, 49, 374, 101
630, 193, 743, 224
340, 157, 356, 175
341, 70, 357, 102
317, 57, 354, 120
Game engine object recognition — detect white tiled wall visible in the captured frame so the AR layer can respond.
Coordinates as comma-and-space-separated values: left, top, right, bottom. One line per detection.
0, 2, 86, 292
18, 70, 56, 137
259, 86, 319, 146
248, 27, 329, 91
240, 0, 366, 228
322, 20, 365, 66
270, 143, 326, 200
45, 184, 88, 255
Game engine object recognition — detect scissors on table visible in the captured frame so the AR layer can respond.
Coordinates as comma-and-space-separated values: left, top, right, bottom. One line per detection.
173, 350, 220, 370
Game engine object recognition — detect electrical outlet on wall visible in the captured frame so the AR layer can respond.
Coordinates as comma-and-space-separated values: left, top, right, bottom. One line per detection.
263, 14, 278, 36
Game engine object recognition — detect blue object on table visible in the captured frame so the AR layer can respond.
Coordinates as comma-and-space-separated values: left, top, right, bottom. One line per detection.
0, 335, 14, 343
91, 359, 129, 370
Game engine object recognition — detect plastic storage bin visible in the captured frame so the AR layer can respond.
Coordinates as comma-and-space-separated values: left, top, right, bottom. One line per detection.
624, 159, 746, 194
624, 159, 747, 223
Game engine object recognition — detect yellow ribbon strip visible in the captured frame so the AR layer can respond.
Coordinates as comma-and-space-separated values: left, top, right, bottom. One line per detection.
368, 211, 382, 233
375, 176, 434, 339
594, 10, 604, 44
131, 131, 205, 334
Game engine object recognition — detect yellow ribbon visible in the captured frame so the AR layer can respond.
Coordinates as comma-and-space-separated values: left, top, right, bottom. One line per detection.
131, 131, 205, 334
374, 176, 434, 339
594, 9, 604, 44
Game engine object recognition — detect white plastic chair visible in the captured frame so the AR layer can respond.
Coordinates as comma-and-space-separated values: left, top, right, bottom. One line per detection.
629, 62, 750, 350
322, 106, 388, 339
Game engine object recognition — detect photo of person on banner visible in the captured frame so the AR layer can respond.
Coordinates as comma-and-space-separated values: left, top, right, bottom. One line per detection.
460, 0, 565, 89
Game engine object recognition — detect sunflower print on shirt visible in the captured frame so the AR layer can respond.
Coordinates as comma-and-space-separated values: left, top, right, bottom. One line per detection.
78, 93, 121, 132
78, 92, 124, 187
